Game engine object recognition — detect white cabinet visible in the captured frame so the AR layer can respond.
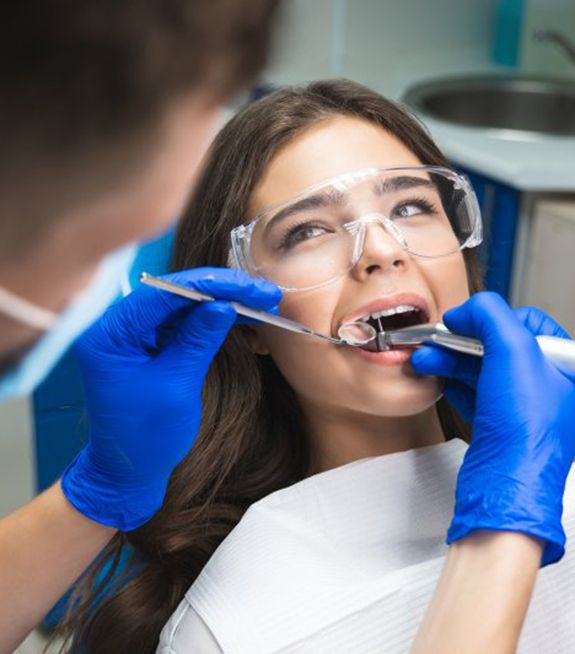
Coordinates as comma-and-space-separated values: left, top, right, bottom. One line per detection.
519, 198, 575, 335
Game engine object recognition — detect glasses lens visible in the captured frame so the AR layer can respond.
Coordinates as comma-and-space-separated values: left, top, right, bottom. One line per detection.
377, 169, 473, 258
249, 185, 357, 290
244, 168, 478, 290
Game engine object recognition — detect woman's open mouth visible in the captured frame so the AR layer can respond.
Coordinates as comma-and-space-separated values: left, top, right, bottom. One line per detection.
361, 305, 428, 350
338, 297, 430, 354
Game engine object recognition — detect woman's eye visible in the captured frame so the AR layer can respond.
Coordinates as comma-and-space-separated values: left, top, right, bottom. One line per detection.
392, 199, 436, 219
281, 224, 329, 249
396, 204, 420, 218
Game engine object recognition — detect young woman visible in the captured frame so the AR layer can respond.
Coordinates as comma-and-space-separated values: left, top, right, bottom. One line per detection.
59, 80, 575, 653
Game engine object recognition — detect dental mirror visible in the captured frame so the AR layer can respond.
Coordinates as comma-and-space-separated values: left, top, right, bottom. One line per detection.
337, 321, 377, 347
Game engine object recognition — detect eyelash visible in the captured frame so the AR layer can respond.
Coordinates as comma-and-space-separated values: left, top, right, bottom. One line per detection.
393, 197, 438, 217
278, 219, 331, 251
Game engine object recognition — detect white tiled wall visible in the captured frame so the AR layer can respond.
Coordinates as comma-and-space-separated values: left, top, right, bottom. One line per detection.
344, 0, 496, 74
265, 0, 343, 83
265, 0, 498, 93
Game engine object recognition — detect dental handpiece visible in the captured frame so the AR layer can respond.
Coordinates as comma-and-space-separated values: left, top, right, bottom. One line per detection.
369, 322, 575, 378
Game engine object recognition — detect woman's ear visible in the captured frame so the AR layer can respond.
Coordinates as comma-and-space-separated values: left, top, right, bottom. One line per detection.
243, 325, 271, 355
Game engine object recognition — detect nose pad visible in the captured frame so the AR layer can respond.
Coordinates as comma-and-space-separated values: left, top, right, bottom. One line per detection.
350, 213, 408, 268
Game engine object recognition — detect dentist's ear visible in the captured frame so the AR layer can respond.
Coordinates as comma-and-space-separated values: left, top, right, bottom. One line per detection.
241, 325, 271, 355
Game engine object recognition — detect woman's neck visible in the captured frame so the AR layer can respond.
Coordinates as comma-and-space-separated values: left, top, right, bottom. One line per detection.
301, 400, 446, 474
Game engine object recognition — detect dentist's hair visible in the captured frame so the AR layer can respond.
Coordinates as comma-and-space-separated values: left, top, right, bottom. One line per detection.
59, 79, 482, 653
0, 0, 281, 260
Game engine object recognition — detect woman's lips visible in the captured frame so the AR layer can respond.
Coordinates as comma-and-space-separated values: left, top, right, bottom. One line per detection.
349, 344, 417, 366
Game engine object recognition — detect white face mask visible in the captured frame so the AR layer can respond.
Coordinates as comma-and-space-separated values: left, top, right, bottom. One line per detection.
0, 244, 136, 401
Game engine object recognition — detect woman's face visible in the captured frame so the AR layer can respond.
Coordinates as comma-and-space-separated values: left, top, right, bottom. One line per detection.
248, 116, 470, 419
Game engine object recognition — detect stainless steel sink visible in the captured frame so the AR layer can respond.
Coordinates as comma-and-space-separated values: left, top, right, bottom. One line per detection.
403, 75, 575, 137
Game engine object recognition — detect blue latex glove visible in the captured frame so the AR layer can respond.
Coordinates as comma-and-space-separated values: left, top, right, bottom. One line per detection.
61, 268, 281, 531
411, 292, 575, 565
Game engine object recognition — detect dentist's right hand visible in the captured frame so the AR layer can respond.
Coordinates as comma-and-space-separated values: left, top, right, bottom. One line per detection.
411, 292, 575, 566
60, 268, 281, 532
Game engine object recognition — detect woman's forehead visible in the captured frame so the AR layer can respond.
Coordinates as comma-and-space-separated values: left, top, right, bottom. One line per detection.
249, 116, 422, 217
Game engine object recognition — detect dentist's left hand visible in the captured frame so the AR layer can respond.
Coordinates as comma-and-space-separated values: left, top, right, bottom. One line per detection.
60, 268, 281, 531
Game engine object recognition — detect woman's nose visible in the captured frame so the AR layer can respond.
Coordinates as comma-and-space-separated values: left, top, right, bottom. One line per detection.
352, 217, 409, 280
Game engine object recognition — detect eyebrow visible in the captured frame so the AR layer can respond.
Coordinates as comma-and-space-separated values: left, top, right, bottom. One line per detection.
263, 175, 436, 234
372, 175, 436, 195
264, 188, 346, 234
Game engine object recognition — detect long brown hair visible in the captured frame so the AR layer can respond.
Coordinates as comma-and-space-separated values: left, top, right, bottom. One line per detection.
57, 79, 482, 653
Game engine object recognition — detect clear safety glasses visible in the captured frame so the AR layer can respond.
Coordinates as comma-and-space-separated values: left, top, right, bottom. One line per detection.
229, 166, 482, 292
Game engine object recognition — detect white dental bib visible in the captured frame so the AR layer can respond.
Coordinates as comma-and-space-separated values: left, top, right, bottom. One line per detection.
158, 439, 575, 653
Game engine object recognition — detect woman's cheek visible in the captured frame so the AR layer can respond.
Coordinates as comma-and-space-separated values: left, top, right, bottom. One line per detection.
264, 327, 336, 385
422, 254, 470, 315
259, 293, 342, 398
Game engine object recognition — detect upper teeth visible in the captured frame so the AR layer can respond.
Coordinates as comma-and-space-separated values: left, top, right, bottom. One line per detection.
361, 304, 420, 321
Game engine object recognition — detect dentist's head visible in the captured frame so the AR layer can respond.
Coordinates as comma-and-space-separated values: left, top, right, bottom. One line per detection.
0, 0, 280, 397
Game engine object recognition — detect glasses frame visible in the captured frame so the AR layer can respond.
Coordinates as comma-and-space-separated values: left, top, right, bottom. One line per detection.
229, 165, 483, 292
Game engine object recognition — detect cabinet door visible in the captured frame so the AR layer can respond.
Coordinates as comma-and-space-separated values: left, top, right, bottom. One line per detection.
520, 199, 575, 335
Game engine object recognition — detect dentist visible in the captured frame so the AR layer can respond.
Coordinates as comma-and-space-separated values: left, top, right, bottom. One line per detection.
0, 2, 281, 651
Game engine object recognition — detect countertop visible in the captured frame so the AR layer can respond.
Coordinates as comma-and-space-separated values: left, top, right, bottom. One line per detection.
402, 91, 575, 193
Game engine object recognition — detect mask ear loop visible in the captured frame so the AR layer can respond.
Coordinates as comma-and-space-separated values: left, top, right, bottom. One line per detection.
0, 286, 58, 331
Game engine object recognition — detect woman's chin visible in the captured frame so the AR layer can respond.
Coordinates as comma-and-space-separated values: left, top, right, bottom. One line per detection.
358, 371, 444, 418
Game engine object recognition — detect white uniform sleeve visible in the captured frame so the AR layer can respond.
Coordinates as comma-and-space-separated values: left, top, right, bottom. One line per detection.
157, 601, 223, 654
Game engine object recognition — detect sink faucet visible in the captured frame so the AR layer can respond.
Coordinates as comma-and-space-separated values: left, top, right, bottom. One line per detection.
532, 30, 575, 66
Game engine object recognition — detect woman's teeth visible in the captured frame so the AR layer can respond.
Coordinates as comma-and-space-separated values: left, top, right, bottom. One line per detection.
359, 304, 421, 322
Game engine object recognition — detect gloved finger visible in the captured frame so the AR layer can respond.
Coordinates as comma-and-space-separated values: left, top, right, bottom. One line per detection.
443, 380, 476, 424
100, 268, 281, 344
411, 345, 481, 389
167, 268, 282, 309
155, 302, 280, 339
147, 269, 281, 330
161, 301, 237, 370
514, 306, 572, 340
442, 292, 537, 356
